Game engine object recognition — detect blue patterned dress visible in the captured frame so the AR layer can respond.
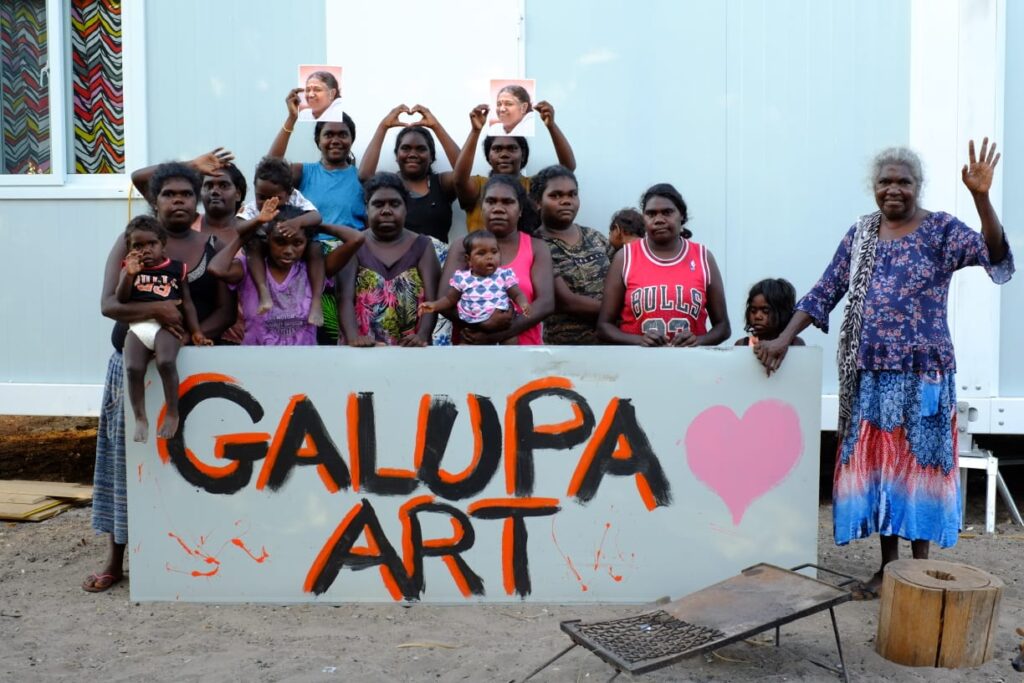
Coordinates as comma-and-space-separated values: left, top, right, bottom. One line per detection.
798, 212, 1013, 547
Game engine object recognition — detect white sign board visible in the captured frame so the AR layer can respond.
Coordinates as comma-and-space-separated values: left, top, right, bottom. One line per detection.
126, 347, 821, 603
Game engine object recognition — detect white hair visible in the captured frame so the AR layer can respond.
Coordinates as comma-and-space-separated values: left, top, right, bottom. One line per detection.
868, 146, 925, 192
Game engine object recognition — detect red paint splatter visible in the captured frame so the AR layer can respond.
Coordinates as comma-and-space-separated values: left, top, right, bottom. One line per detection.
550, 518, 589, 592
137, 463, 143, 482
231, 537, 270, 563
593, 522, 611, 570
167, 531, 221, 578
608, 566, 623, 582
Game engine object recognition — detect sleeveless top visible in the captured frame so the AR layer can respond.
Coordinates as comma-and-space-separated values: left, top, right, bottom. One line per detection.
111, 236, 220, 350
505, 232, 541, 345
405, 173, 454, 243
299, 163, 367, 238
620, 237, 710, 339
351, 234, 432, 345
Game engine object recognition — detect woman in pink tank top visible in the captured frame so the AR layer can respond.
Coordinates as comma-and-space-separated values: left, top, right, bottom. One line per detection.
438, 174, 554, 344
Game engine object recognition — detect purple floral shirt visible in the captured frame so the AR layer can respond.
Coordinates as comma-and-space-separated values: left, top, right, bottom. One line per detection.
797, 211, 1014, 372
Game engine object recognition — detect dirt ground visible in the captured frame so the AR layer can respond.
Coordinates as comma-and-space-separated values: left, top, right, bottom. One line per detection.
1, 418, 1023, 682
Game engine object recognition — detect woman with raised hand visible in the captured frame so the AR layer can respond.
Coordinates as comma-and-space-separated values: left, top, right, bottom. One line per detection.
453, 101, 576, 234
358, 104, 462, 243
755, 140, 1013, 599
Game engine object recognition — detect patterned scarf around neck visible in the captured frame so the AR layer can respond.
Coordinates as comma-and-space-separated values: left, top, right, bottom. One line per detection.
836, 211, 881, 439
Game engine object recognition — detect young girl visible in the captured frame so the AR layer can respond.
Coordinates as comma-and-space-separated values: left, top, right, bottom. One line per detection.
608, 208, 645, 254
735, 278, 805, 347
210, 201, 364, 345
236, 156, 324, 324
420, 230, 531, 329
116, 216, 211, 443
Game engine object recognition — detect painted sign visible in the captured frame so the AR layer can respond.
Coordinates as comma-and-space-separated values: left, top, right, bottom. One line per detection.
126, 346, 822, 603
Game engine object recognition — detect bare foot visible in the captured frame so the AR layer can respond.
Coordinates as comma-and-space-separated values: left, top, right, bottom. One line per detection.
158, 412, 179, 439
257, 291, 273, 315
133, 417, 149, 443
308, 299, 324, 326
851, 571, 884, 600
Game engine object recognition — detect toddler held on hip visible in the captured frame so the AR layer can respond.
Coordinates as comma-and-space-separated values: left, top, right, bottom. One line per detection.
116, 216, 212, 443
419, 230, 531, 337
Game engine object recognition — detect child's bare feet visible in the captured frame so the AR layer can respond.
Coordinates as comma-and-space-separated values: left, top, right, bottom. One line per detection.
308, 298, 324, 326
133, 417, 149, 443
257, 290, 273, 315
158, 412, 179, 440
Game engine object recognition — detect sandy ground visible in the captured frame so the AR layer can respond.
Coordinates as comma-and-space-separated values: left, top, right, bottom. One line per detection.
1, 501, 1022, 683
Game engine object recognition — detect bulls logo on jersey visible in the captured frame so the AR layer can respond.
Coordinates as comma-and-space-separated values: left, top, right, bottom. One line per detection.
620, 239, 710, 339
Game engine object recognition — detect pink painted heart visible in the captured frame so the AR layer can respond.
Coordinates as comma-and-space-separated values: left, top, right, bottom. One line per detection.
684, 400, 803, 525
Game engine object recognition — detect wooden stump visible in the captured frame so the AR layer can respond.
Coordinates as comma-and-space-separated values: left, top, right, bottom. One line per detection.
876, 559, 1003, 668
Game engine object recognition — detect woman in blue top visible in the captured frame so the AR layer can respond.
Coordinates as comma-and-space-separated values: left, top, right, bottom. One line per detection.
269, 88, 366, 237
270, 89, 368, 342
756, 139, 1013, 599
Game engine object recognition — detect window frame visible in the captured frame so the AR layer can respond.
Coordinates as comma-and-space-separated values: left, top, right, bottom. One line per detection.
0, 0, 147, 198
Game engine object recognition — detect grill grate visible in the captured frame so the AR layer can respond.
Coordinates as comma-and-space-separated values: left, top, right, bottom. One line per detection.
564, 611, 725, 664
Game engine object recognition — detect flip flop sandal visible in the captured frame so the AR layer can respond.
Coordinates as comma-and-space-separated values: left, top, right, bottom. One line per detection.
82, 573, 122, 593
850, 580, 880, 601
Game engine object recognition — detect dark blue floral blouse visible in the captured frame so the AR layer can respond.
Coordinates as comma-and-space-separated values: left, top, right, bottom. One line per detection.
797, 211, 1014, 373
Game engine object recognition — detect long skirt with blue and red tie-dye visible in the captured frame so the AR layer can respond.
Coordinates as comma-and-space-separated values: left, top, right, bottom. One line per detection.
833, 370, 960, 548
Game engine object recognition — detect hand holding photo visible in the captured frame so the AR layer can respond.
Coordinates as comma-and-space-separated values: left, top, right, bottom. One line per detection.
296, 65, 344, 122
487, 78, 536, 137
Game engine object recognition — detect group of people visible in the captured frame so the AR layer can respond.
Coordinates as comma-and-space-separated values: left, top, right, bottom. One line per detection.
85, 90, 1012, 604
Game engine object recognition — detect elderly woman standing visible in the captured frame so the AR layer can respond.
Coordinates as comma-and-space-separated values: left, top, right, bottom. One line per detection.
756, 140, 1013, 598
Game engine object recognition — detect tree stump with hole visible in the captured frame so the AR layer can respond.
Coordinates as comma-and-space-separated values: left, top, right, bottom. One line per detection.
876, 559, 1003, 668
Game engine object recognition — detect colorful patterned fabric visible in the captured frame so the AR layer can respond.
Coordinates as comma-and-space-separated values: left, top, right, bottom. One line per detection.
542, 225, 610, 345
92, 351, 128, 544
71, 0, 123, 174
0, 0, 50, 173
352, 235, 430, 345
450, 266, 518, 324
834, 370, 960, 547
429, 237, 452, 346
798, 211, 1014, 373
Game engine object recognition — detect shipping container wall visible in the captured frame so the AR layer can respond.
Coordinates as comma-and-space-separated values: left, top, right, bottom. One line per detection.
524, 0, 911, 393
999, 0, 1023, 396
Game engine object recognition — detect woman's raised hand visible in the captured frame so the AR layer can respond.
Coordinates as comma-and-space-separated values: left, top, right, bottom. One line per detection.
382, 105, 411, 129
469, 104, 489, 132
962, 137, 1001, 196
535, 101, 555, 128
191, 147, 234, 176
285, 88, 303, 118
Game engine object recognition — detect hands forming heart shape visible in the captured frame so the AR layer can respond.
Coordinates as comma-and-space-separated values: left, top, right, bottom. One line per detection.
387, 104, 434, 128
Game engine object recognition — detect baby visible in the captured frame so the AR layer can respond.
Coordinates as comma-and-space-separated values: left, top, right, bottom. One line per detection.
116, 216, 211, 442
419, 230, 531, 328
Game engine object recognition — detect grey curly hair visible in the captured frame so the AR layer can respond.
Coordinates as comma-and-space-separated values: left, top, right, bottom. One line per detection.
869, 146, 924, 192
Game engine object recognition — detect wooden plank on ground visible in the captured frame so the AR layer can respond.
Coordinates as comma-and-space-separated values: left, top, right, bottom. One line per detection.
0, 480, 93, 501
0, 493, 47, 505
0, 499, 64, 521
23, 503, 74, 522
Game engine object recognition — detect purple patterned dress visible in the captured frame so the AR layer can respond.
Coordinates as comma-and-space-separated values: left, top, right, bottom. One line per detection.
798, 212, 1013, 547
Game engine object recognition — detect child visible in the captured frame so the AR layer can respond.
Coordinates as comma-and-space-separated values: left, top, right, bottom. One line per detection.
236, 156, 325, 325
116, 216, 212, 443
608, 207, 645, 254
735, 278, 806, 347
419, 230, 531, 331
209, 202, 364, 345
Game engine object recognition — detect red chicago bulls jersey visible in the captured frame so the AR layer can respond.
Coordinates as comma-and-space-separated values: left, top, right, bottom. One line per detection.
620, 238, 710, 339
